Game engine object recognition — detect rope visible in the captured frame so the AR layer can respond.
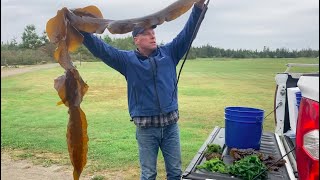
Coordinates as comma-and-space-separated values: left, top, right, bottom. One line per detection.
171, 0, 211, 102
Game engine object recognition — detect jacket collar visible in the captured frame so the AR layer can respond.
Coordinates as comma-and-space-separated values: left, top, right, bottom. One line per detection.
134, 47, 159, 60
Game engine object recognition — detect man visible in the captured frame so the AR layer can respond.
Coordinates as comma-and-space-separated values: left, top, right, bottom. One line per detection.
80, 1, 205, 179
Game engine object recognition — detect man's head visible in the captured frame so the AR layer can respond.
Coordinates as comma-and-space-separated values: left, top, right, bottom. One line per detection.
133, 25, 157, 55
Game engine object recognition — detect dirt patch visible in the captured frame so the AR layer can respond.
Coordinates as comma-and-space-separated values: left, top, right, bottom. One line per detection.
1, 63, 59, 78
1, 151, 140, 180
1, 152, 79, 180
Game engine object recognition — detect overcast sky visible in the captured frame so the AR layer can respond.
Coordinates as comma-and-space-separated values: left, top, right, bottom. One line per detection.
1, 0, 319, 50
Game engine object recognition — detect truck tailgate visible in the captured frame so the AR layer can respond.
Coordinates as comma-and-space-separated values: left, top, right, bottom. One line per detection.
182, 127, 293, 180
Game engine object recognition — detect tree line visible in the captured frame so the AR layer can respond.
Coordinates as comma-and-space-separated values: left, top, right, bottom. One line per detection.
1, 24, 319, 66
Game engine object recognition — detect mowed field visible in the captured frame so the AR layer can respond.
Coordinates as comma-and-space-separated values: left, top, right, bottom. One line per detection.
1, 58, 319, 179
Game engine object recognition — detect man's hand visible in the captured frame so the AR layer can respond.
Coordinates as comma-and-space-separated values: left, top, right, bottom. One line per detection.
195, 0, 205, 9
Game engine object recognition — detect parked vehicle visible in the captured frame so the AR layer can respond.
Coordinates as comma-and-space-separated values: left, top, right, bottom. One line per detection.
182, 63, 319, 180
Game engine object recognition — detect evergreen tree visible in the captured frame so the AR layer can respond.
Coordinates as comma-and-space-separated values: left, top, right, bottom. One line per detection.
21, 25, 43, 49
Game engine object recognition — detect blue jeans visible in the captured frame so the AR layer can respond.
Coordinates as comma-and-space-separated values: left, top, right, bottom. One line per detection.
136, 123, 182, 180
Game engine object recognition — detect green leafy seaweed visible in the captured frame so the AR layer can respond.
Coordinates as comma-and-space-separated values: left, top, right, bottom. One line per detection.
228, 155, 267, 180
205, 144, 222, 154
197, 154, 268, 180
197, 158, 228, 174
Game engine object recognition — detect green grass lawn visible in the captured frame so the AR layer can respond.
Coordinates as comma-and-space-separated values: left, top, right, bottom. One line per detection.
1, 58, 319, 179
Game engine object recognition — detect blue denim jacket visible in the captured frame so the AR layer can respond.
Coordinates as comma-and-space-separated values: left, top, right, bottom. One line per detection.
81, 6, 202, 118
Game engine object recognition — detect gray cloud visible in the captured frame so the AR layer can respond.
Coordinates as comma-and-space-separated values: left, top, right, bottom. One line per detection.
1, 0, 319, 50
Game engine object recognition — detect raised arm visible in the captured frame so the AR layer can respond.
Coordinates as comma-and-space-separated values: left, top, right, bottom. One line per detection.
81, 32, 128, 76
164, 2, 204, 65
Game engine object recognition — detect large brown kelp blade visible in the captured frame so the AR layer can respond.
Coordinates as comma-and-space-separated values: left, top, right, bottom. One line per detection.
54, 69, 88, 107
66, 6, 110, 34
48, 7, 89, 179
46, 8, 83, 67
65, 0, 202, 35
72, 5, 103, 18
65, 70, 88, 180
106, 0, 201, 34
46, 8, 67, 44
47, 0, 203, 69
54, 69, 89, 180
68, 106, 88, 180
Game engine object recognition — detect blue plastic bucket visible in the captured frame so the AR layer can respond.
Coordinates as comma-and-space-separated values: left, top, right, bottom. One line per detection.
225, 106, 264, 150
225, 114, 264, 123
225, 107, 264, 117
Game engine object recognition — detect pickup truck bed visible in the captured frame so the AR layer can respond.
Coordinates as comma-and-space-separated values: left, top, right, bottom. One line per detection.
182, 127, 292, 180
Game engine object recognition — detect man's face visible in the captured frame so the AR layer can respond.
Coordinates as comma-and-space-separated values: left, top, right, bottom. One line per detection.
134, 28, 157, 51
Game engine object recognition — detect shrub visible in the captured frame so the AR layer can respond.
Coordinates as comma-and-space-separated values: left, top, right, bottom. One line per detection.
1, 49, 55, 65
